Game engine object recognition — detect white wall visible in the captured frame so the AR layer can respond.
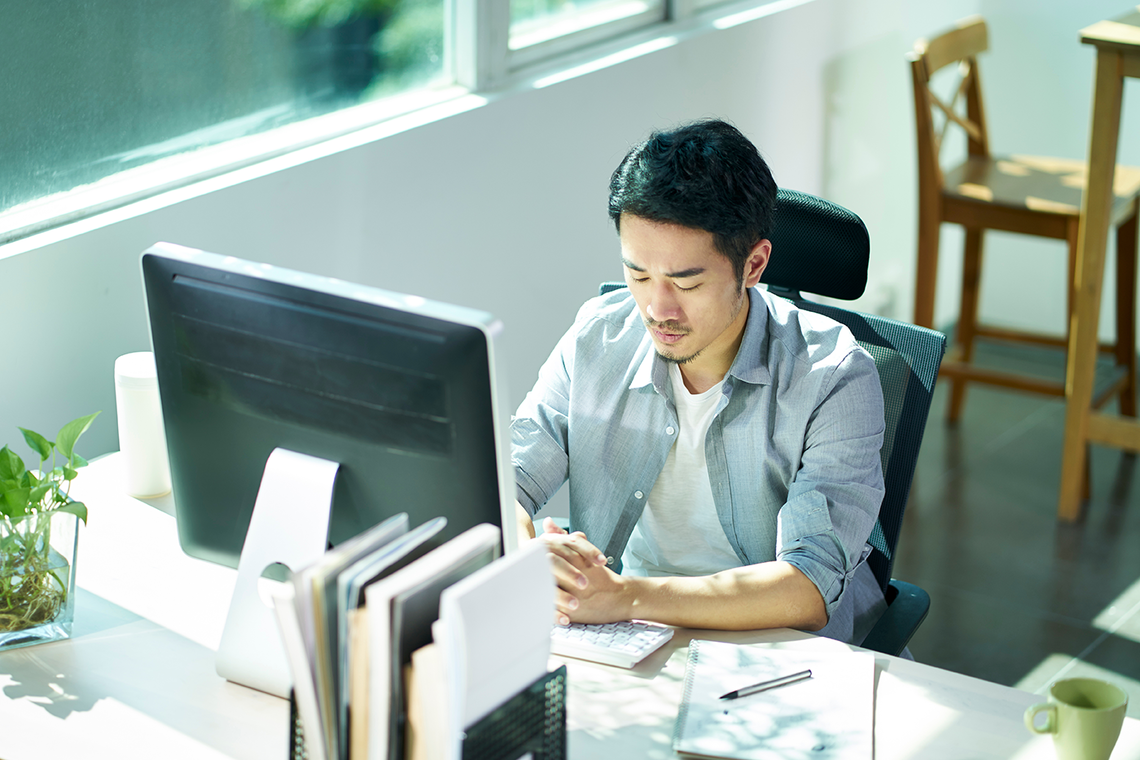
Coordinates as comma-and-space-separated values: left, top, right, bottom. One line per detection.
1, 0, 1136, 486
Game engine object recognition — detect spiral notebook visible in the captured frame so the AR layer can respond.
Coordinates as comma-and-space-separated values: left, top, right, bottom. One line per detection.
673, 641, 874, 760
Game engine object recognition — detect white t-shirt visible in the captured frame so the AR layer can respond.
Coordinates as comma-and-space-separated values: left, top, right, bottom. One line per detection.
621, 363, 742, 577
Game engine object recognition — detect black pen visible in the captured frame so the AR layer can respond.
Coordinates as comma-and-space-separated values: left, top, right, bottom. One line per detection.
718, 669, 813, 700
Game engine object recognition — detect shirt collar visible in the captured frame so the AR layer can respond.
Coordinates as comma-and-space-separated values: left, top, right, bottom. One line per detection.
628, 287, 772, 392
631, 340, 657, 390
726, 287, 771, 386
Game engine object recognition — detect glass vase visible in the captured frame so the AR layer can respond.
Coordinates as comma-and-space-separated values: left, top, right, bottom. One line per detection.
0, 510, 79, 651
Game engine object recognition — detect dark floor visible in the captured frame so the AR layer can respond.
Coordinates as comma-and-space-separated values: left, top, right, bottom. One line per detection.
894, 340, 1140, 717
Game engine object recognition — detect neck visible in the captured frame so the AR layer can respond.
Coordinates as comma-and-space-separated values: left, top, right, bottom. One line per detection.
677, 364, 726, 395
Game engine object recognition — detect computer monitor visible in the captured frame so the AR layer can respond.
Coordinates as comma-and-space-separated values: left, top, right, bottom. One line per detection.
142, 241, 514, 560
140, 242, 516, 693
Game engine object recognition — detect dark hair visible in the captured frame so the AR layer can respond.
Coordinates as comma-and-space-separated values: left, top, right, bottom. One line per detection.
608, 119, 777, 281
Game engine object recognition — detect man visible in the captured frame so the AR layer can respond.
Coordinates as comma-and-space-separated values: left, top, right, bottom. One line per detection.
511, 119, 887, 645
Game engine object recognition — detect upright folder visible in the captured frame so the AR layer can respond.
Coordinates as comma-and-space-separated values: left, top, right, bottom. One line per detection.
365, 523, 501, 760
338, 517, 449, 756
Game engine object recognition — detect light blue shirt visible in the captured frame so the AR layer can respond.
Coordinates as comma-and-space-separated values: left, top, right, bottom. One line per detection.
511, 287, 887, 645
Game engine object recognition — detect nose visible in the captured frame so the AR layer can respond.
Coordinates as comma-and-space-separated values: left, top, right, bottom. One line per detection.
646, 283, 682, 323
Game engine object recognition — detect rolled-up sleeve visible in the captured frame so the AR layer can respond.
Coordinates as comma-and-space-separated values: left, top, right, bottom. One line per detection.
776, 347, 885, 620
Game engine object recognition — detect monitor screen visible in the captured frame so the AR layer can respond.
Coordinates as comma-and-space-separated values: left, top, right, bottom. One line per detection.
141, 242, 515, 568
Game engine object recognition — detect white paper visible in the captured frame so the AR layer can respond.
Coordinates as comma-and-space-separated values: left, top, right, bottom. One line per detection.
270, 582, 327, 760
674, 641, 874, 760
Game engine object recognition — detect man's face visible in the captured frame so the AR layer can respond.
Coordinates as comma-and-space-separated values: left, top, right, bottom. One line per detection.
620, 214, 768, 370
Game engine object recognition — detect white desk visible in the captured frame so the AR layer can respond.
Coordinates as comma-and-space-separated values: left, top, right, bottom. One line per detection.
2, 453, 1138, 760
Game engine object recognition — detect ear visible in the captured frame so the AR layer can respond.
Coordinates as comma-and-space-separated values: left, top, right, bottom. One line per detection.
742, 239, 771, 288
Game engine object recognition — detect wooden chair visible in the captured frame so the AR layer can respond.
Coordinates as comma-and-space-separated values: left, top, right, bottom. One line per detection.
909, 15, 1140, 424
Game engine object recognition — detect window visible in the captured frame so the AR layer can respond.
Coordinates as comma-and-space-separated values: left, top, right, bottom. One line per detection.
2, 0, 449, 239
3, 0, 786, 244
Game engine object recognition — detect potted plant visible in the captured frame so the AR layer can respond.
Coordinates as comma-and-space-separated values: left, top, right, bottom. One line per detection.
0, 413, 98, 651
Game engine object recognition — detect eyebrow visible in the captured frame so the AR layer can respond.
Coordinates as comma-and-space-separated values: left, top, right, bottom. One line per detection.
621, 257, 706, 279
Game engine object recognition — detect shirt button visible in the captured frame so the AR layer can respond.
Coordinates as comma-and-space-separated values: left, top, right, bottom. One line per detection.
666, 426, 676, 435
606, 556, 615, 565
634, 490, 644, 499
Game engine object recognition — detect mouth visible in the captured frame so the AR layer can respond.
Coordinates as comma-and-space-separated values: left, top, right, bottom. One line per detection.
649, 323, 688, 345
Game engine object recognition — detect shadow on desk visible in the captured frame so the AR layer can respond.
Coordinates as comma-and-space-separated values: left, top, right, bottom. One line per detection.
0, 589, 146, 718
0, 590, 284, 760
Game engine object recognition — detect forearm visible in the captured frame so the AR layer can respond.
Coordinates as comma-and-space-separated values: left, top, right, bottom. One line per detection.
620, 561, 828, 632
516, 501, 536, 546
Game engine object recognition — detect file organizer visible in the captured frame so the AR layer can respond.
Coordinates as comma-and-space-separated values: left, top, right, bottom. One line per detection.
461, 665, 566, 760
288, 666, 567, 760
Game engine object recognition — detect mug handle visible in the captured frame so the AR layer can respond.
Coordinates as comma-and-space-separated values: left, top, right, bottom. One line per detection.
1024, 703, 1057, 734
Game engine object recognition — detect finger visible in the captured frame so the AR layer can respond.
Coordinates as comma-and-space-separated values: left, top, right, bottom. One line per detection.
537, 533, 600, 572
555, 588, 581, 614
546, 553, 590, 591
542, 516, 568, 535
541, 529, 607, 567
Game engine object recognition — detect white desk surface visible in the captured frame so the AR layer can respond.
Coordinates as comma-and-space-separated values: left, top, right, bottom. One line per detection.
1, 453, 1137, 760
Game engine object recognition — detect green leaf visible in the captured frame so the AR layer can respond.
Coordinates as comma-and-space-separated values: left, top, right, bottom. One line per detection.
71, 453, 89, 469
3, 487, 31, 519
55, 500, 88, 525
0, 446, 25, 482
18, 427, 54, 462
55, 412, 99, 462
62, 465, 78, 481
28, 484, 51, 506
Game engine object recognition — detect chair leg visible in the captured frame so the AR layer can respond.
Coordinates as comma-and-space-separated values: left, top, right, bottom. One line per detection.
1067, 219, 1079, 348
949, 227, 984, 423
1115, 209, 1138, 417
1083, 445, 1092, 504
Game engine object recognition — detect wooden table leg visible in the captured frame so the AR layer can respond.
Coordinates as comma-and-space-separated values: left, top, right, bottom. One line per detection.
1058, 48, 1126, 521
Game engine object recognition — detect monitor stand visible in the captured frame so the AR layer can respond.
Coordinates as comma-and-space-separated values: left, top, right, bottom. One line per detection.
216, 447, 339, 697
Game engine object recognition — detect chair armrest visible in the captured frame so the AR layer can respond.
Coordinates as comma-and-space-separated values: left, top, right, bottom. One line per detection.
860, 579, 930, 657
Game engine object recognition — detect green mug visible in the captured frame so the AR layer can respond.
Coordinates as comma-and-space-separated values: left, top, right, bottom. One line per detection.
1024, 678, 1128, 760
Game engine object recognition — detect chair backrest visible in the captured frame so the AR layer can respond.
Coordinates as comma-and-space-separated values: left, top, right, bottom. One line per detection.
601, 190, 946, 592
909, 15, 991, 195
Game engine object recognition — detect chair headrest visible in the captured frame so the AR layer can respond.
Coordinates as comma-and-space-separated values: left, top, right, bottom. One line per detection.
760, 188, 869, 301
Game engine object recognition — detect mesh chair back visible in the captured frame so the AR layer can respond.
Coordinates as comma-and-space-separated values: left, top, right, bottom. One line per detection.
600, 189, 945, 593
762, 188, 870, 300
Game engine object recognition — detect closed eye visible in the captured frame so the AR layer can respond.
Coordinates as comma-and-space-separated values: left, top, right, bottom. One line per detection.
630, 277, 700, 291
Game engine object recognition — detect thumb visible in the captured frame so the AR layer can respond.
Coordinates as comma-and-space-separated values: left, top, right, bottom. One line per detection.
542, 516, 569, 535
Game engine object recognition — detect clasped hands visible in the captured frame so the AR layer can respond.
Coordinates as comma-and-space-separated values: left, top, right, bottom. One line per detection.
534, 517, 631, 626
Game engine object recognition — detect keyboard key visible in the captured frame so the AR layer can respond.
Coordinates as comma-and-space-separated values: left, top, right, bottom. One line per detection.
550, 620, 674, 668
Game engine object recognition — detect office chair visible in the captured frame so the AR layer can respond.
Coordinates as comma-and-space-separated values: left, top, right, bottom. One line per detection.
909, 15, 1140, 424
600, 188, 946, 656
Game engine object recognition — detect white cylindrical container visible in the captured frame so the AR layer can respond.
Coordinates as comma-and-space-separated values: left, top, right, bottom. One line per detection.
114, 352, 172, 498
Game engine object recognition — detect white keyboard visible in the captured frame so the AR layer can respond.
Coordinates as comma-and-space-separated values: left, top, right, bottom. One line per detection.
550, 620, 674, 668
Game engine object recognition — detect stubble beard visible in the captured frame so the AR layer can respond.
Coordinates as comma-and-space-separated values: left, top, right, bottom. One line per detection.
647, 287, 746, 366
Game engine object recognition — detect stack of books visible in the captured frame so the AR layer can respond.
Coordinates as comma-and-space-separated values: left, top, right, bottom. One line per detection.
270, 515, 554, 760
